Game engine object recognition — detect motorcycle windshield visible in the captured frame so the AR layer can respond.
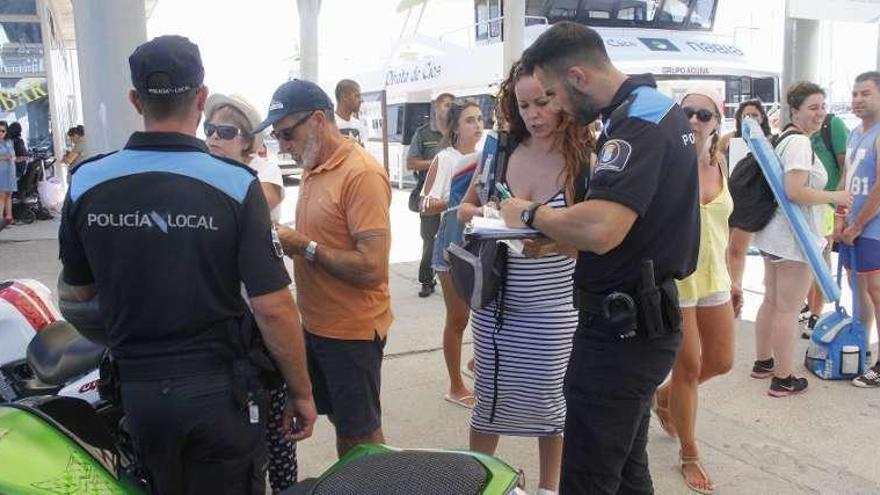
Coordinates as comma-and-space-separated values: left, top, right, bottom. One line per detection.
0, 405, 138, 494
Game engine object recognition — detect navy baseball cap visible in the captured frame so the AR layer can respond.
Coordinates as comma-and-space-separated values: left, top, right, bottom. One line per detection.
129, 35, 204, 96
254, 79, 334, 133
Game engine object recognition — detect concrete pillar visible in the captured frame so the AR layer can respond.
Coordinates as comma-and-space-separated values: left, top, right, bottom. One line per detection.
781, 1, 822, 125
37, 0, 65, 172
72, 0, 147, 155
877, 23, 880, 71
503, 0, 526, 75
297, 0, 321, 82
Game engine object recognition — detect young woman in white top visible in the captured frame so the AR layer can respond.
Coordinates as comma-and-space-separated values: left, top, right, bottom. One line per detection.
203, 93, 294, 491
751, 82, 852, 397
422, 101, 484, 408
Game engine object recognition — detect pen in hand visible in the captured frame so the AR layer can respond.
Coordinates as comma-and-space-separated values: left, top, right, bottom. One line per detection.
495, 182, 513, 200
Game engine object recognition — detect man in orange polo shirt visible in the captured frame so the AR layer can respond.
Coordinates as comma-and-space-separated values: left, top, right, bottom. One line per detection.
255, 79, 392, 457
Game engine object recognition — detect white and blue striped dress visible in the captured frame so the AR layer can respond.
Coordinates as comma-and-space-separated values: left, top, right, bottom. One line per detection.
470, 190, 579, 436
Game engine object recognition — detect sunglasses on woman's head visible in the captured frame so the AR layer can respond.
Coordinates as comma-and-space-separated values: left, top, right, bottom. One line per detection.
682, 107, 717, 123
271, 111, 316, 142
203, 123, 241, 140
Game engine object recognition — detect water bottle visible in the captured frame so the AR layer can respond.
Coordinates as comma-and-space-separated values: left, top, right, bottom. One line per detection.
841, 345, 860, 375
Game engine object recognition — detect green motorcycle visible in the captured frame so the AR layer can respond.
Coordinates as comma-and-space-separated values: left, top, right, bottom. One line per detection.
0, 396, 143, 494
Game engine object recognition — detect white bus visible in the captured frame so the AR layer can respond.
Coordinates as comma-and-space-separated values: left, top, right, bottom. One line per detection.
357, 0, 779, 187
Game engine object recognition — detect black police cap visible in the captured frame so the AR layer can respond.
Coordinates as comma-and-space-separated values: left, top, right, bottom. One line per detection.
129, 35, 205, 97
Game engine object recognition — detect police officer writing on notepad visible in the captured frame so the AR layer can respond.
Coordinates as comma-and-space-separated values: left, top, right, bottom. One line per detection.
499, 23, 699, 494
58, 36, 316, 494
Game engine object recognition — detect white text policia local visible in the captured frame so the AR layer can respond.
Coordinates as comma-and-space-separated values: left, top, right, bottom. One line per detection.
86, 212, 219, 232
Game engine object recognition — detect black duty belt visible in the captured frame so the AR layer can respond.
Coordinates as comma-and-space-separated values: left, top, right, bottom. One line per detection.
116, 353, 229, 382
574, 278, 680, 340
575, 289, 637, 318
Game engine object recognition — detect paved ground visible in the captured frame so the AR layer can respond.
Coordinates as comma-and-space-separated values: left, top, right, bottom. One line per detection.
2, 188, 879, 494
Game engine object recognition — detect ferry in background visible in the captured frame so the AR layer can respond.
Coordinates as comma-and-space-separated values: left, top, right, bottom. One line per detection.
355, 0, 780, 187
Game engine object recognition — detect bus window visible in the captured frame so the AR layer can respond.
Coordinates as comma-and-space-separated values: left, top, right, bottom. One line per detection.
753, 78, 776, 106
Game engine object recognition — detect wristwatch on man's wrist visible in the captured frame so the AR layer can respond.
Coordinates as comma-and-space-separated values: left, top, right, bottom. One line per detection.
304, 241, 318, 263
521, 203, 541, 228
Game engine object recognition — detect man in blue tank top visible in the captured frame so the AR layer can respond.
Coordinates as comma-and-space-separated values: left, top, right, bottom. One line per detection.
840, 71, 880, 388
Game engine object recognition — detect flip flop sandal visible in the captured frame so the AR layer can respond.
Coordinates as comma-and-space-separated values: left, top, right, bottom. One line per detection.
444, 393, 475, 409
652, 394, 677, 438
680, 452, 714, 495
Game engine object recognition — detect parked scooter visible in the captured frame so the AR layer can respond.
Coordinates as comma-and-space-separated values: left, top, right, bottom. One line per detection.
0, 294, 146, 493
0, 279, 101, 404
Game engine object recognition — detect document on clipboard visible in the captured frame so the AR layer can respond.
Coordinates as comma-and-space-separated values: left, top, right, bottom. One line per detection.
468, 216, 542, 240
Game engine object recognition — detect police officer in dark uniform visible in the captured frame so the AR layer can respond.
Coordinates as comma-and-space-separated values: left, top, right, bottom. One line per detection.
500, 23, 700, 494
58, 36, 316, 494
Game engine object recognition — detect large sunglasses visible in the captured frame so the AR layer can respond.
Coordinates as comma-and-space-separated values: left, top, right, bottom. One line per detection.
682, 107, 717, 123
271, 111, 316, 142
204, 123, 242, 140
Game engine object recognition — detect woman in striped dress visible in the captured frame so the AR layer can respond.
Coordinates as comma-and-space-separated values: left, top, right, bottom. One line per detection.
458, 62, 595, 495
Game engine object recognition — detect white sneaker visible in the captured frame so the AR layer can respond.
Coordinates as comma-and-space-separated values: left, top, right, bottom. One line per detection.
852, 364, 880, 388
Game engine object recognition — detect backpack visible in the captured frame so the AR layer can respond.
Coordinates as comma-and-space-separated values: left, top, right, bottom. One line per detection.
728, 129, 805, 233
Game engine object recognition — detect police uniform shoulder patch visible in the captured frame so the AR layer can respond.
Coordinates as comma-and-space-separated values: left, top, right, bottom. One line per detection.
595, 139, 632, 173
270, 226, 284, 259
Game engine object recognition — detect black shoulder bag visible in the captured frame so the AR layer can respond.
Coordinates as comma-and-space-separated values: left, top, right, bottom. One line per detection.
447, 132, 511, 311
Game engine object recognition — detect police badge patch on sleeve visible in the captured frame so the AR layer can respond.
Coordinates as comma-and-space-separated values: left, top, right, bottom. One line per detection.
270, 227, 284, 259
595, 139, 633, 173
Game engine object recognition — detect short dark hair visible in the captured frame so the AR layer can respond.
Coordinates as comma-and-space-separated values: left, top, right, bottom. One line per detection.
435, 93, 454, 104
855, 71, 880, 90
786, 81, 825, 112
140, 92, 198, 120
137, 70, 199, 120
335, 79, 359, 101
520, 22, 610, 76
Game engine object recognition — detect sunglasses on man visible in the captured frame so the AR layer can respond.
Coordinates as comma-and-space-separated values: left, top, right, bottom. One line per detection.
271, 111, 316, 142
681, 107, 718, 123
203, 123, 242, 140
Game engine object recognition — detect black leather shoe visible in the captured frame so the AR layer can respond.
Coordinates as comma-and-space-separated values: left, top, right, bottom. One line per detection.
418, 283, 435, 298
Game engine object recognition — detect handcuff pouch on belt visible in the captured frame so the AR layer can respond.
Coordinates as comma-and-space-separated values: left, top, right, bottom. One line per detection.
576, 259, 681, 340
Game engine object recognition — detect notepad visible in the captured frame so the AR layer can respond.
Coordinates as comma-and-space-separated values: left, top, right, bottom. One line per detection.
467, 216, 542, 240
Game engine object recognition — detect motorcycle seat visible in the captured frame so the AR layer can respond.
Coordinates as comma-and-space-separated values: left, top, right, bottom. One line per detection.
283, 450, 489, 494
27, 321, 104, 386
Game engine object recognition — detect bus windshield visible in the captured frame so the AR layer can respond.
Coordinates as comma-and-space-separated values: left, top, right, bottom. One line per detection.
533, 0, 718, 31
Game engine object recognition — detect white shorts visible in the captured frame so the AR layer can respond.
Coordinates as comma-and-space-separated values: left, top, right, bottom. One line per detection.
679, 290, 731, 309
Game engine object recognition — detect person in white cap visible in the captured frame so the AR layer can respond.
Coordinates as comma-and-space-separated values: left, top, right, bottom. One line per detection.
203, 93, 297, 492
652, 86, 734, 495
204, 93, 284, 221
